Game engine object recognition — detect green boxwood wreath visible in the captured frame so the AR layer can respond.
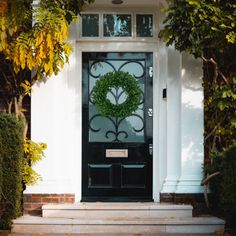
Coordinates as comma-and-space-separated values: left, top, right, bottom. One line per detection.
92, 71, 142, 118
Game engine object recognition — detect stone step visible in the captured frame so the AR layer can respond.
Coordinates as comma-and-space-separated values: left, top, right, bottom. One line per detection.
42, 203, 193, 219
9, 234, 220, 236
12, 215, 225, 234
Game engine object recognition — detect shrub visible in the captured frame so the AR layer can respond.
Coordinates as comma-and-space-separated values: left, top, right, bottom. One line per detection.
22, 139, 46, 185
0, 131, 2, 203
206, 144, 236, 228
0, 113, 24, 229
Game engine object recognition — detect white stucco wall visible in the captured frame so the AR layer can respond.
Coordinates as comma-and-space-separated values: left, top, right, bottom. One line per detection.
25, 3, 204, 201
25, 45, 81, 197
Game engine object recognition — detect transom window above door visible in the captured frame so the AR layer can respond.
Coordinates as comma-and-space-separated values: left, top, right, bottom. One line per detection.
80, 13, 155, 38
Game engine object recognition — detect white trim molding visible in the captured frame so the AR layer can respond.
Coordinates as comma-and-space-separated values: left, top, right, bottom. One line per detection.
161, 46, 181, 193
176, 52, 204, 194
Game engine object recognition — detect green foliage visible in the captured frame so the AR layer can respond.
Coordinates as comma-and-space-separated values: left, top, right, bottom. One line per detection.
0, 113, 46, 228
0, 0, 94, 77
206, 144, 236, 226
0, 129, 2, 204
22, 139, 47, 185
159, 0, 236, 58
160, 0, 236, 152
204, 82, 236, 151
0, 113, 24, 230
0, 0, 94, 116
160, 1, 236, 225
92, 71, 142, 118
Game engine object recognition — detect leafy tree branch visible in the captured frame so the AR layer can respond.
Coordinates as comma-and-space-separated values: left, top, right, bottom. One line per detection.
159, 0, 236, 216
0, 0, 94, 186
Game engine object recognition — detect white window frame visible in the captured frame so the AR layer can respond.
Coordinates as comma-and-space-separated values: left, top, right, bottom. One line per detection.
78, 11, 158, 41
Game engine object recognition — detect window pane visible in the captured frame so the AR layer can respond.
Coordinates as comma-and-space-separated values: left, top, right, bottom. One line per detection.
82, 14, 99, 37
136, 14, 153, 37
103, 14, 132, 37
88, 56, 146, 143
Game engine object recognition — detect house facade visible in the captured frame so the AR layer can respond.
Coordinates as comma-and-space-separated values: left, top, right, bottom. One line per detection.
24, 0, 204, 211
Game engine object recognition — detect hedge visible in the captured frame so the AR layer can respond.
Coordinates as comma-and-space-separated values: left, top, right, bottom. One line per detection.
0, 127, 2, 204
207, 144, 236, 229
0, 113, 24, 229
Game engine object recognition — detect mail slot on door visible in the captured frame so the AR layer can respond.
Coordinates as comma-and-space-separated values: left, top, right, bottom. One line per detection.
106, 149, 128, 158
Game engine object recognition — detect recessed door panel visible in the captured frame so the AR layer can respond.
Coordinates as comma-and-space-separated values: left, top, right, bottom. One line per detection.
121, 164, 146, 188
88, 164, 112, 188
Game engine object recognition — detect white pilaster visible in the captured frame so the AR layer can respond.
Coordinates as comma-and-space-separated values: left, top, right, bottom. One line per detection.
176, 53, 204, 193
161, 47, 181, 193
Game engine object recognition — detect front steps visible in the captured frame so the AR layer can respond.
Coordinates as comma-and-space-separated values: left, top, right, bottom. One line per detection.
11, 203, 225, 235
42, 202, 193, 219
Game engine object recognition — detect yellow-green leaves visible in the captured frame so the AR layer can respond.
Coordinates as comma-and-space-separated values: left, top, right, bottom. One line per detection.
226, 32, 236, 44
20, 80, 31, 96
0, 0, 76, 79
22, 139, 47, 185
187, 0, 199, 6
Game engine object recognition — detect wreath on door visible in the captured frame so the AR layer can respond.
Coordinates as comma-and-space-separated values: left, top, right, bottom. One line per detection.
92, 71, 142, 118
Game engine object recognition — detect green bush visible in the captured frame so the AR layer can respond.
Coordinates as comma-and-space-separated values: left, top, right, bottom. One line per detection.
0, 113, 24, 229
207, 144, 236, 227
0, 131, 2, 203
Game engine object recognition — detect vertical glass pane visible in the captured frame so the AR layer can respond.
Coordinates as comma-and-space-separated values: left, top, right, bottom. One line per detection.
103, 14, 131, 37
82, 14, 99, 37
136, 14, 153, 37
88, 56, 145, 143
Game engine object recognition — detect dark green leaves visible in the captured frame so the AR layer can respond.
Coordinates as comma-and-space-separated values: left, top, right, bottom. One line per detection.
159, 0, 236, 58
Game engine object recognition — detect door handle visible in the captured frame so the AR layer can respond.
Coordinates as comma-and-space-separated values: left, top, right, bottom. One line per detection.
149, 143, 153, 155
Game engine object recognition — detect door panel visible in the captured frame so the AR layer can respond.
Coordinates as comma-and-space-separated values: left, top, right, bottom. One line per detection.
82, 52, 153, 201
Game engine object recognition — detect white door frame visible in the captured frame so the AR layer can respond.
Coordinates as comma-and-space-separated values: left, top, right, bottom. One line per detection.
74, 41, 164, 202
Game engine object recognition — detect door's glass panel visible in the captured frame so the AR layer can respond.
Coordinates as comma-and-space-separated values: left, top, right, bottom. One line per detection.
82, 14, 99, 37
136, 14, 153, 37
103, 14, 132, 37
89, 57, 145, 143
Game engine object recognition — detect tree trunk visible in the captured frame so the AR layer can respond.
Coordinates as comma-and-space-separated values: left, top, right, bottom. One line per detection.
13, 95, 28, 139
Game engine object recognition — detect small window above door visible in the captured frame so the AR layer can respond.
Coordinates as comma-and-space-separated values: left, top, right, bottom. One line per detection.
103, 14, 132, 37
136, 14, 153, 37
79, 12, 156, 39
82, 14, 99, 37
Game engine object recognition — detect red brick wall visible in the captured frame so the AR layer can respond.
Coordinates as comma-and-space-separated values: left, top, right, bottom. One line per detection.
23, 194, 75, 215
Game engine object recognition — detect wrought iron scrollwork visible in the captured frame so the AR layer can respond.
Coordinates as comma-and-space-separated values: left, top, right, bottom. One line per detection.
89, 59, 145, 143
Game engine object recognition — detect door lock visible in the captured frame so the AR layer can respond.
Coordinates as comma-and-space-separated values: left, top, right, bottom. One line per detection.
149, 144, 153, 155
149, 67, 153, 78
148, 108, 153, 117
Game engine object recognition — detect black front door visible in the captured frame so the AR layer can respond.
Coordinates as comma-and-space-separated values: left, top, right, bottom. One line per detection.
82, 52, 153, 201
